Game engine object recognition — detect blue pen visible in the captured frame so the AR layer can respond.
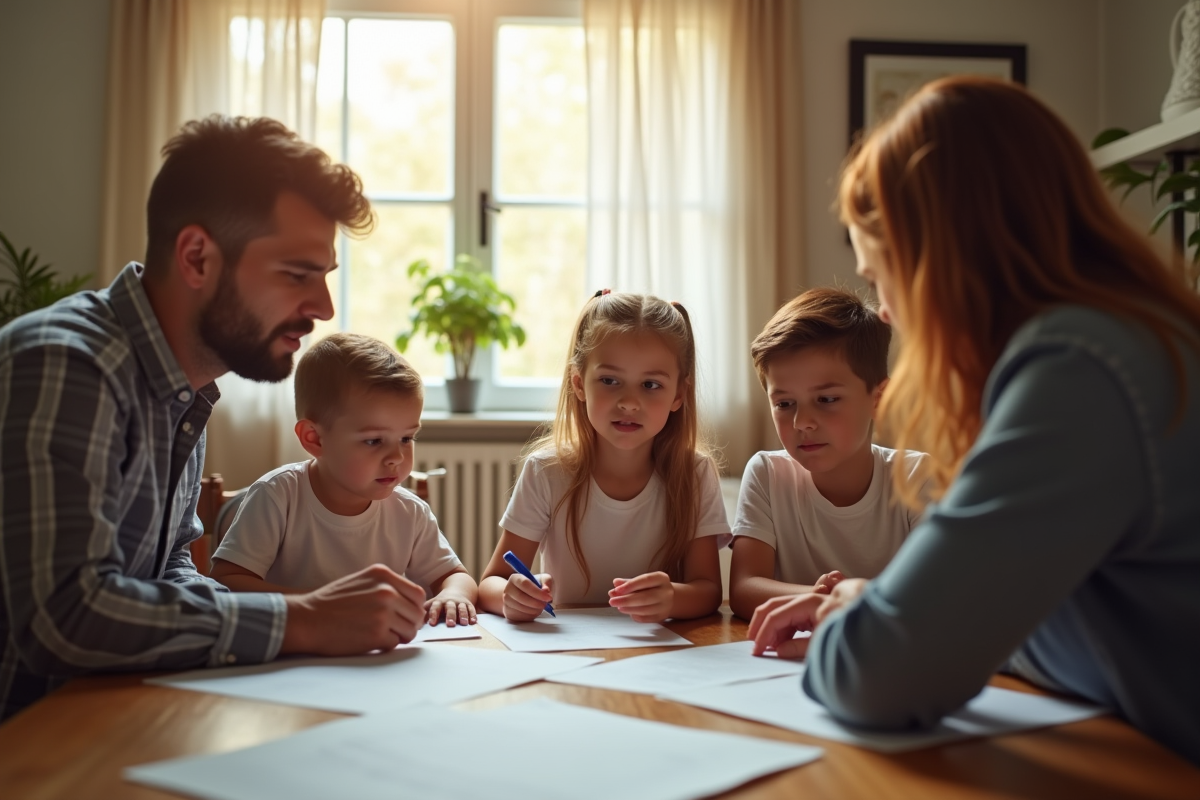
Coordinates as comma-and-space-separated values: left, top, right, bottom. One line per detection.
503, 550, 556, 618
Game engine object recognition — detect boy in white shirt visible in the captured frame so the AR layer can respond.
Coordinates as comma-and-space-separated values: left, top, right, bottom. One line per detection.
729, 287, 928, 621
211, 333, 478, 627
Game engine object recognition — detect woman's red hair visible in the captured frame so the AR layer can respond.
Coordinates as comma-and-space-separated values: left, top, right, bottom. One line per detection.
839, 76, 1200, 504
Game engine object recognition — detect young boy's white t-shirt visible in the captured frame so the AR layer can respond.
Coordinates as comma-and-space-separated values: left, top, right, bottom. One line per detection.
499, 452, 732, 604
733, 445, 928, 583
212, 460, 462, 594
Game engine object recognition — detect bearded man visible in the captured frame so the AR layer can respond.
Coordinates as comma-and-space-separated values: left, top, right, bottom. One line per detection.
0, 117, 429, 721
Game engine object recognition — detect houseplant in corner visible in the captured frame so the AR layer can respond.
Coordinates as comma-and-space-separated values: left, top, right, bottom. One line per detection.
0, 231, 91, 327
395, 254, 526, 413
1091, 128, 1200, 288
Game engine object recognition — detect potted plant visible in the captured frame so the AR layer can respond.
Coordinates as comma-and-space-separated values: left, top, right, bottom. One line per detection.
395, 254, 526, 413
1, 232, 91, 327
1092, 127, 1200, 286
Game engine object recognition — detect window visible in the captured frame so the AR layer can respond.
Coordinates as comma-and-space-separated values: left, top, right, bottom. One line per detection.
285, 0, 586, 410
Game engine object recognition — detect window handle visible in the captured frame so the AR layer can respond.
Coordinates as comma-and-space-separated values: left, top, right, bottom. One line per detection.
480, 190, 502, 247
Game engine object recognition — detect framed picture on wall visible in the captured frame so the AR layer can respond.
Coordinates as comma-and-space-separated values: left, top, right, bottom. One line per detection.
849, 39, 1027, 145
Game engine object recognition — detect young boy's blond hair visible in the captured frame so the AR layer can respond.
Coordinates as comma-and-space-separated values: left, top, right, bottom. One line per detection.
294, 332, 423, 425
750, 287, 891, 391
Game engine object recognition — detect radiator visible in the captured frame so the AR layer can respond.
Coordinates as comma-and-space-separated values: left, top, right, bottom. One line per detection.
413, 443, 525, 579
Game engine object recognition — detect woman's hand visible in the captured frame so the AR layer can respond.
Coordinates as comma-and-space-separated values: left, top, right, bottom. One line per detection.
748, 578, 868, 659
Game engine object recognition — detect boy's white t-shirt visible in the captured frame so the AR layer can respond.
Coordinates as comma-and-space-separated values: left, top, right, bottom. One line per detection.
732, 445, 929, 583
499, 452, 732, 604
212, 460, 462, 594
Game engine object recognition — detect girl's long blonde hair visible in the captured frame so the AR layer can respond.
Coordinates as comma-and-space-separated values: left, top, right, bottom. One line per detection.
839, 76, 1200, 505
528, 291, 711, 591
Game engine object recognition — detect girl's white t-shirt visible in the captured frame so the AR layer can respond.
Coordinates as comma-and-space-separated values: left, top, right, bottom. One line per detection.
732, 445, 929, 584
212, 460, 462, 594
499, 452, 732, 604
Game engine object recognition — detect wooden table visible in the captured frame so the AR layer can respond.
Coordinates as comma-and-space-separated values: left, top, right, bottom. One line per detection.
2, 608, 1198, 800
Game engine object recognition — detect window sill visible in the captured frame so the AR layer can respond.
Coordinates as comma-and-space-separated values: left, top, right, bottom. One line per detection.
418, 410, 551, 443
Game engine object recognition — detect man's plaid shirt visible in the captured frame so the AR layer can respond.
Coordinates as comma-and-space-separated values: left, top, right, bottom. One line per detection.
0, 263, 285, 720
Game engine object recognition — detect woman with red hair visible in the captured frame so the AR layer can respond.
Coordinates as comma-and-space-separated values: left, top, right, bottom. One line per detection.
750, 76, 1200, 765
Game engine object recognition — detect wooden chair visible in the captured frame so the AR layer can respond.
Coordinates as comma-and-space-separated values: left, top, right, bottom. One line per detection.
190, 468, 447, 575
192, 474, 245, 575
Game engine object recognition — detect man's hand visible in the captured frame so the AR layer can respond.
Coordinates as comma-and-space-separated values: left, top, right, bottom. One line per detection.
280, 564, 427, 655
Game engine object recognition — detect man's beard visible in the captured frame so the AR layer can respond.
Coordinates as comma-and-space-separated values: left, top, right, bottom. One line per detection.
198, 269, 313, 383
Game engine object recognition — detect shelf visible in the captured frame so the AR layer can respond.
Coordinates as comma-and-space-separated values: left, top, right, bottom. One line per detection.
1091, 106, 1200, 168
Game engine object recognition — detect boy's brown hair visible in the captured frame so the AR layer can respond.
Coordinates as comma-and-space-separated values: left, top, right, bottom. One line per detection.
295, 333, 423, 425
750, 287, 891, 390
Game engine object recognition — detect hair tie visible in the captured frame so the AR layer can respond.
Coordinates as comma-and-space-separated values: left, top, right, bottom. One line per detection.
593, 288, 611, 298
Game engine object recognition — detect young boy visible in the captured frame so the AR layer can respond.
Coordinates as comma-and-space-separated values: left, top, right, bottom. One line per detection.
211, 333, 478, 627
728, 287, 928, 621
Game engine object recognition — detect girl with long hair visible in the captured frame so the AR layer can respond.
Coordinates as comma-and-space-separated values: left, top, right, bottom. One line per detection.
750, 76, 1200, 765
479, 291, 728, 623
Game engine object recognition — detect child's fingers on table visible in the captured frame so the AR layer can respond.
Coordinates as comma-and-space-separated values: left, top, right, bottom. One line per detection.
426, 600, 444, 626
608, 571, 668, 595
609, 590, 666, 609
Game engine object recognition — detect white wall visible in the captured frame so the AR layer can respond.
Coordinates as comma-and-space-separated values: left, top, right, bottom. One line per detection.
0, 0, 111, 283
0, 1, 1185, 304
1099, 0, 1183, 244
1101, 0, 1181, 132
799, 0, 1103, 293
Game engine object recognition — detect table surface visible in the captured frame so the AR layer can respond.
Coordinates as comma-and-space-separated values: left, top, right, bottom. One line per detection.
2, 608, 1198, 800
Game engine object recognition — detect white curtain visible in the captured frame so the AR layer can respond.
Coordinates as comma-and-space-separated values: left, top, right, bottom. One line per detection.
583, 0, 804, 473
100, 0, 325, 488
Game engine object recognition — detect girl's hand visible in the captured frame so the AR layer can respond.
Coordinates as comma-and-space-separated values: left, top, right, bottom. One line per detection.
608, 572, 674, 623
748, 578, 868, 659
813, 570, 845, 595
424, 591, 478, 628
503, 573, 554, 622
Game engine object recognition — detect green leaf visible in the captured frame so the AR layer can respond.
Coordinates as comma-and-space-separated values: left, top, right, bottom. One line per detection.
0, 231, 91, 327
1155, 172, 1200, 200
1091, 127, 1131, 149
395, 253, 527, 377
1150, 200, 1194, 233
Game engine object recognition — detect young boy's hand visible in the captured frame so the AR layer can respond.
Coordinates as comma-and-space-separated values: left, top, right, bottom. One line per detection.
813, 570, 845, 594
608, 572, 674, 623
503, 573, 554, 622
424, 591, 478, 627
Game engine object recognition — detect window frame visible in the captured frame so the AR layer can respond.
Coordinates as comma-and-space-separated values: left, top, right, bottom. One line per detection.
324, 0, 583, 412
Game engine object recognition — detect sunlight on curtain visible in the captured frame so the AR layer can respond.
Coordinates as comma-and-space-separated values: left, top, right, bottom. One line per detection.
583, 0, 804, 473
100, 0, 325, 488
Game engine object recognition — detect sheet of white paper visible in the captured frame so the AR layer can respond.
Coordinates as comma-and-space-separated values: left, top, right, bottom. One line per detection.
126, 698, 823, 800
475, 607, 692, 652
146, 646, 599, 715
549, 640, 804, 695
409, 622, 482, 643
664, 672, 1106, 752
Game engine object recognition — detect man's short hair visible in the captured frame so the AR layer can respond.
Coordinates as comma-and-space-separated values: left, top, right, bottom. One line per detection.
750, 287, 891, 390
295, 333, 424, 425
145, 115, 373, 273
